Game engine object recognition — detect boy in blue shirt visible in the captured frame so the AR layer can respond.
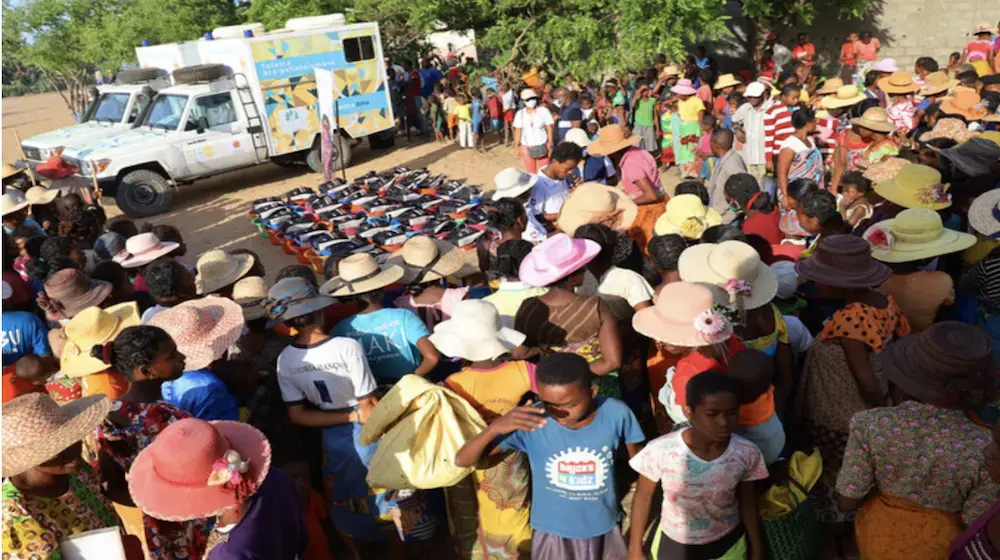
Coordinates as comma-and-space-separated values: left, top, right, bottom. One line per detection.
457, 353, 645, 559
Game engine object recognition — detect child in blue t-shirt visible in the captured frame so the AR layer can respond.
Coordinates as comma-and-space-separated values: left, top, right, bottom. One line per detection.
456, 353, 645, 558
471, 90, 485, 152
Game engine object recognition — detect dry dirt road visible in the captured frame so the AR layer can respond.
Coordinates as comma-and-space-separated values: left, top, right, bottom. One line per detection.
3, 91, 679, 277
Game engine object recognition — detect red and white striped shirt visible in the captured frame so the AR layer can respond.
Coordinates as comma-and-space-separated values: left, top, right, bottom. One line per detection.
763, 100, 794, 162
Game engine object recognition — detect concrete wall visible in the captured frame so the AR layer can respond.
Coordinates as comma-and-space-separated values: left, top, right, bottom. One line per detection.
711, 0, 1000, 75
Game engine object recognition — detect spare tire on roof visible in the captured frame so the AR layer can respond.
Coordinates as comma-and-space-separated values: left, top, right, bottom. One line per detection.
172, 64, 233, 85
116, 67, 168, 85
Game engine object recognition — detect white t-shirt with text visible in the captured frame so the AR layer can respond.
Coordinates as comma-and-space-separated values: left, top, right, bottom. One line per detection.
276, 336, 377, 410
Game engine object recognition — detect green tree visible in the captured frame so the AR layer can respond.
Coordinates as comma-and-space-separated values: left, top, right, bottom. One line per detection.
740, 0, 872, 54
242, 0, 351, 32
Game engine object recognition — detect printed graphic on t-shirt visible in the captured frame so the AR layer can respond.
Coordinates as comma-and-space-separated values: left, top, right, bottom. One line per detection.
545, 446, 613, 498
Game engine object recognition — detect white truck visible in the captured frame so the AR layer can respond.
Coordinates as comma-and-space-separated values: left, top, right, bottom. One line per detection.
59, 15, 395, 217
18, 68, 171, 165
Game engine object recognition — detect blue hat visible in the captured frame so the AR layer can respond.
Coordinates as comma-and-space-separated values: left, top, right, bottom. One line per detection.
93, 232, 126, 262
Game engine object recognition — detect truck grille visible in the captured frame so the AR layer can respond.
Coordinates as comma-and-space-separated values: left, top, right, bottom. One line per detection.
22, 146, 41, 162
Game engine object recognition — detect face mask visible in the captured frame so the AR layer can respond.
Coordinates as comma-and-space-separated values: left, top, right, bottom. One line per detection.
728, 202, 743, 214
526, 99, 539, 108
554, 99, 564, 108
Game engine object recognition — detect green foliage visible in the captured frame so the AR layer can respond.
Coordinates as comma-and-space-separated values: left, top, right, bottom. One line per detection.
243, 0, 351, 32
740, 0, 872, 35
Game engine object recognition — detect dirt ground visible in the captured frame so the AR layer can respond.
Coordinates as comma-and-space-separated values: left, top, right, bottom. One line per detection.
3, 91, 680, 278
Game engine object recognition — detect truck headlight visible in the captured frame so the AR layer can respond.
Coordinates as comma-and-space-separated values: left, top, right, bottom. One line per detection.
50, 146, 65, 158
92, 159, 112, 173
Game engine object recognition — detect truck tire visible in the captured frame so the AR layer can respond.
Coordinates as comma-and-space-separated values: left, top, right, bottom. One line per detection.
172, 64, 232, 85
115, 169, 173, 218
116, 68, 167, 85
307, 134, 351, 174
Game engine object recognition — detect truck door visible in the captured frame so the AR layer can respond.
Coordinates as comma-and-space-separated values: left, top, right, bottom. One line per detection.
181, 91, 257, 176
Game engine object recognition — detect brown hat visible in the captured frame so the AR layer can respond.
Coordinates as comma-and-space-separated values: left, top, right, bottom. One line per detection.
816, 78, 845, 96
2, 393, 111, 477
794, 234, 892, 288
878, 322, 998, 409
939, 89, 988, 121
386, 236, 470, 284
586, 124, 641, 157
877, 71, 921, 95
41, 269, 113, 321
918, 71, 959, 97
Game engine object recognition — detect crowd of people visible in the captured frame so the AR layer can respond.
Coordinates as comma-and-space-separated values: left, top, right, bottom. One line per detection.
2, 22, 1000, 560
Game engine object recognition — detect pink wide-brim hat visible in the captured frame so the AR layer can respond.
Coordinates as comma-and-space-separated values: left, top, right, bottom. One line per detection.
128, 419, 271, 522
632, 281, 733, 347
871, 58, 899, 73
670, 79, 697, 96
146, 296, 245, 371
518, 233, 600, 287
118, 232, 180, 269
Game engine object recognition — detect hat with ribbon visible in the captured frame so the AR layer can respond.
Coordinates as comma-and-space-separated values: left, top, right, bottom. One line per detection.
678, 240, 778, 312
232, 276, 270, 321
263, 276, 334, 328
128, 418, 272, 522
653, 194, 723, 240
863, 208, 976, 263
118, 233, 180, 269
632, 281, 733, 347
873, 163, 953, 210
387, 236, 468, 285
320, 253, 405, 297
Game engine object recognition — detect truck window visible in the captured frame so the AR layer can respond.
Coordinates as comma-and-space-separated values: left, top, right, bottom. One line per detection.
186, 93, 237, 130
144, 95, 188, 130
90, 93, 131, 123
128, 94, 152, 124
343, 36, 375, 63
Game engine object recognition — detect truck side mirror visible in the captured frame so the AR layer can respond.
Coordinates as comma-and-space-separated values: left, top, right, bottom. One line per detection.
196, 116, 209, 134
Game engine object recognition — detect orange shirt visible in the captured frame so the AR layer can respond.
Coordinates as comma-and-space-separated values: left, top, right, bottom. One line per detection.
840, 42, 857, 65
1, 370, 46, 404
79, 370, 130, 399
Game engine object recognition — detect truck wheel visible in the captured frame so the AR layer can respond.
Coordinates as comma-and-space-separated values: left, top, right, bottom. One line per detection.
116, 169, 173, 218
172, 64, 232, 85
116, 68, 167, 85
307, 134, 351, 174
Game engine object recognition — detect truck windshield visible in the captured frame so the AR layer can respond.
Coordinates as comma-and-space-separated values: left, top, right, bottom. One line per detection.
89, 93, 131, 123
143, 95, 189, 130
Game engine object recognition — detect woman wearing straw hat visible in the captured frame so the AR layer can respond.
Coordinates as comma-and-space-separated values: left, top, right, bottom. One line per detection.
433, 299, 533, 558
128, 417, 307, 559
836, 322, 1000, 560
90, 325, 212, 559
326, 253, 440, 386
1, 393, 122, 559
865, 208, 976, 332
389, 235, 475, 331
587, 124, 666, 255
653, 193, 722, 241
61, 303, 141, 400
514, 233, 624, 397
851, 106, 899, 169
791, 235, 910, 525
194, 249, 256, 298
878, 71, 921, 135
147, 297, 244, 421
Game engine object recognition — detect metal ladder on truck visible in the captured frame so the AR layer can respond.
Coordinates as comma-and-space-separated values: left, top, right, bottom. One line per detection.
233, 73, 269, 164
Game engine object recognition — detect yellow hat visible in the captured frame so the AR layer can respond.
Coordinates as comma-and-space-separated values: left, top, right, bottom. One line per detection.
864, 208, 976, 263
873, 164, 952, 210
653, 194, 722, 239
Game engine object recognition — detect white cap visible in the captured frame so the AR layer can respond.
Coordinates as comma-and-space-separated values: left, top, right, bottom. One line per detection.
520, 88, 539, 101
769, 261, 798, 300
745, 82, 766, 98
564, 128, 591, 149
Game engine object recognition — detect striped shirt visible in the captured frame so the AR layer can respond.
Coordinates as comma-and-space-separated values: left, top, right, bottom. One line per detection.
764, 100, 794, 162
962, 253, 1000, 311
733, 102, 767, 166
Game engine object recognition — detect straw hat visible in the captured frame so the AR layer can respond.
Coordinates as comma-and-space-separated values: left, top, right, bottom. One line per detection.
564, 128, 592, 149
816, 78, 845, 96
232, 276, 269, 321
632, 282, 733, 347
25, 186, 60, 206
556, 182, 638, 236
263, 277, 334, 328
968, 189, 1000, 238
61, 303, 141, 377
974, 22, 994, 35
863, 208, 976, 263
119, 233, 180, 269
195, 249, 255, 295
941, 137, 1000, 177
678, 241, 778, 310
877, 71, 921, 95
146, 297, 245, 371
2, 162, 25, 180
43, 269, 113, 319
491, 167, 537, 201
918, 118, 978, 144
714, 73, 741, 90
877, 322, 997, 408
919, 71, 959, 97
429, 300, 526, 361
820, 85, 866, 109
519, 233, 600, 287
2, 393, 112, 477
586, 125, 641, 157
795, 234, 892, 288
387, 236, 467, 284
660, 65, 681, 77
320, 253, 405, 297
850, 107, 896, 133
128, 418, 272, 522
653, 194, 723, 239
874, 164, 952, 210
1, 188, 29, 216
863, 156, 910, 183
940, 89, 988, 121
670, 79, 697, 96
871, 58, 899, 73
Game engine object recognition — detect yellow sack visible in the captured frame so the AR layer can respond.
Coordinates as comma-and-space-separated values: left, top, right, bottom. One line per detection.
359, 374, 487, 491
759, 449, 823, 519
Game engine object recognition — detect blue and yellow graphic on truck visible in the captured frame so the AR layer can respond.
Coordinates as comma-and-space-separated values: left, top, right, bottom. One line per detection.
249, 26, 393, 156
